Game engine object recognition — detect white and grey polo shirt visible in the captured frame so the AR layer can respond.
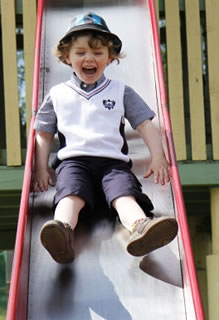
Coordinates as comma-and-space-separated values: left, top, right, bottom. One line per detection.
34, 74, 155, 162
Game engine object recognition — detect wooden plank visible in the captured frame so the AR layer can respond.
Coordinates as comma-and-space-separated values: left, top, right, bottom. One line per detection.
205, 0, 219, 160
207, 188, 219, 319
22, 0, 37, 136
155, 0, 160, 39
155, 0, 159, 22
185, 0, 206, 160
0, 231, 16, 250
210, 188, 219, 253
1, 0, 22, 166
0, 167, 24, 190
178, 162, 219, 186
165, 0, 186, 160
207, 255, 219, 320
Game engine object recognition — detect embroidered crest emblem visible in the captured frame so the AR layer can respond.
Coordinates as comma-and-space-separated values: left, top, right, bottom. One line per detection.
103, 99, 116, 110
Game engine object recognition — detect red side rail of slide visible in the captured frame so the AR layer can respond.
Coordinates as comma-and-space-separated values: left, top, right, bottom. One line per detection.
148, 0, 205, 319
6, 0, 45, 319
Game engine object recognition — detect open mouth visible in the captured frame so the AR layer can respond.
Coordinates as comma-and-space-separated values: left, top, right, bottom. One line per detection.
82, 67, 97, 75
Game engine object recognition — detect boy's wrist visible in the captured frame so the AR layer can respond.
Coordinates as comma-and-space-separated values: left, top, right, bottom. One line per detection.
34, 167, 49, 172
151, 151, 166, 160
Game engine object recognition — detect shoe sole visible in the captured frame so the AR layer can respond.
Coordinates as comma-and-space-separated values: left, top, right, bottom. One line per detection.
40, 221, 74, 264
127, 217, 178, 256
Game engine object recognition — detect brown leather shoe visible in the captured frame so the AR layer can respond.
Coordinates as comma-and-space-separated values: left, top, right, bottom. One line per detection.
127, 217, 178, 256
40, 220, 75, 264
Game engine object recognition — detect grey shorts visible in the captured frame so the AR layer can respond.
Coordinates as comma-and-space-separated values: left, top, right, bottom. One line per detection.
55, 156, 154, 214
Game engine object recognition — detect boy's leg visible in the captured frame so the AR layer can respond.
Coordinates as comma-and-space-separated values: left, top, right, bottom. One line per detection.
40, 158, 94, 264
112, 195, 178, 257
54, 195, 85, 229
40, 195, 85, 264
112, 195, 146, 231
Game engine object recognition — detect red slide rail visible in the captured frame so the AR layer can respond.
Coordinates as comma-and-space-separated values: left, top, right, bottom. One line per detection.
148, 0, 205, 319
6, 0, 45, 319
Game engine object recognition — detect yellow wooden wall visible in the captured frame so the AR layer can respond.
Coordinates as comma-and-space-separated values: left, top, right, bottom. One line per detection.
22, 0, 37, 134
205, 1, 219, 160
0, 0, 219, 165
0, 0, 36, 166
157, 0, 219, 161
1, 0, 22, 166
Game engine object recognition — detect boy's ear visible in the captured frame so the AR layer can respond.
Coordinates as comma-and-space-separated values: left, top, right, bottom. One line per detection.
64, 54, 71, 65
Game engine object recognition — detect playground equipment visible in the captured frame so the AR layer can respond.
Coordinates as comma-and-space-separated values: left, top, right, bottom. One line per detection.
7, 0, 204, 319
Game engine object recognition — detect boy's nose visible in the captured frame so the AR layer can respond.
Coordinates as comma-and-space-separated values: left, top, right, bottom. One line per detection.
85, 53, 95, 61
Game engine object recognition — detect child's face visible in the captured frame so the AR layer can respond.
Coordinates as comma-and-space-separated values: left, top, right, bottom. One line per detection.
65, 35, 112, 84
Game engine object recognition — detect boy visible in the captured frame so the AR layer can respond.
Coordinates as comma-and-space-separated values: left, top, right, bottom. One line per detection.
33, 12, 178, 264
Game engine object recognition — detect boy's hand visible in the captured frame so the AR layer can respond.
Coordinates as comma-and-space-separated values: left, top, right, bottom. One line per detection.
144, 156, 170, 185
32, 168, 55, 192
136, 120, 171, 185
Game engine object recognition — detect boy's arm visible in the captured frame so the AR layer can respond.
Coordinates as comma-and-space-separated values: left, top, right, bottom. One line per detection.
33, 131, 55, 192
136, 120, 170, 185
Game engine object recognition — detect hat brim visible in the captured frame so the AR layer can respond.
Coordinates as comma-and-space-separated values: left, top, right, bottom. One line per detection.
59, 24, 122, 54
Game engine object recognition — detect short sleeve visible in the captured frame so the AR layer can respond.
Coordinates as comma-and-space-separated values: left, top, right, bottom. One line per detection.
124, 85, 155, 129
34, 93, 57, 134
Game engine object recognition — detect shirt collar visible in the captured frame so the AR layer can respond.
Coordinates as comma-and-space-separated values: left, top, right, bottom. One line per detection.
70, 73, 106, 92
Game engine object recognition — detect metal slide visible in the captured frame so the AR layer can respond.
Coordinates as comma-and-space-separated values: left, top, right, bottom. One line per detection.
7, 0, 205, 319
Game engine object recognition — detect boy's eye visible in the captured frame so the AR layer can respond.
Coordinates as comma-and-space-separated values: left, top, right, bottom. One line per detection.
94, 51, 103, 55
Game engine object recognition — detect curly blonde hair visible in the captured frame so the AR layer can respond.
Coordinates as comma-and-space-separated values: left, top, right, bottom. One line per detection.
54, 31, 124, 65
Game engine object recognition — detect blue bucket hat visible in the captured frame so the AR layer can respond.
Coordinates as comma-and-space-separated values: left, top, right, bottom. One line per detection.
59, 12, 122, 54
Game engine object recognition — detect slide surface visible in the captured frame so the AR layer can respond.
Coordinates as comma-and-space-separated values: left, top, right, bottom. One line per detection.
7, 0, 205, 319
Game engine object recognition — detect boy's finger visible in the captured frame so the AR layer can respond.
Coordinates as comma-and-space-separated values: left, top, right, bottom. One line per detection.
144, 169, 153, 178
33, 182, 38, 192
42, 180, 48, 191
38, 180, 46, 192
48, 177, 55, 186
162, 168, 170, 183
154, 172, 159, 184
